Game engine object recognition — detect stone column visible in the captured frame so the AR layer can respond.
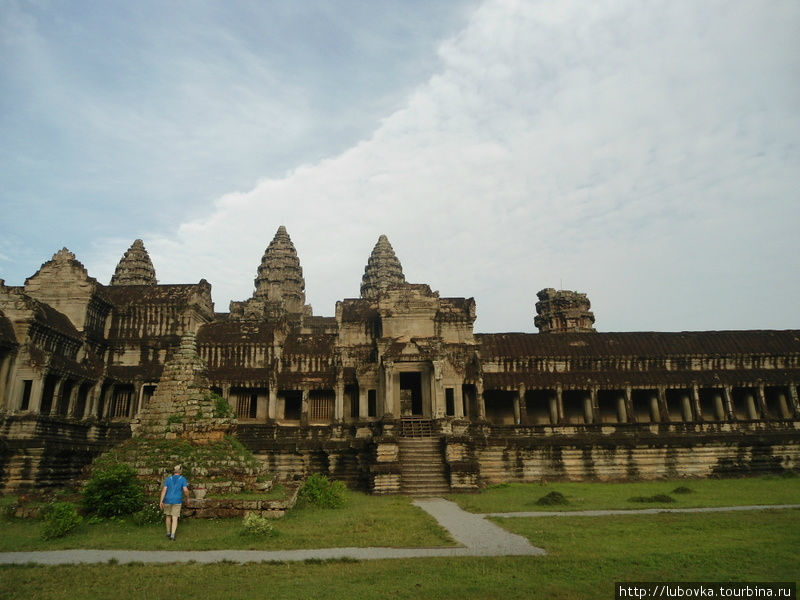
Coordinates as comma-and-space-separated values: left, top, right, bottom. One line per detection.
517, 384, 527, 425
0, 354, 13, 410
335, 377, 345, 422
300, 389, 309, 426
745, 391, 758, 420
476, 378, 486, 420
788, 385, 800, 419
383, 362, 395, 418
681, 393, 693, 422
49, 378, 63, 416
455, 384, 465, 419
616, 393, 628, 424
512, 390, 521, 425
691, 385, 702, 422
583, 392, 594, 424
548, 390, 559, 425
67, 381, 80, 416
756, 384, 768, 419
27, 377, 44, 413
723, 386, 735, 421
268, 387, 277, 420
358, 386, 368, 419
776, 390, 792, 419
556, 385, 564, 423
712, 392, 725, 421
657, 387, 670, 424
649, 392, 660, 423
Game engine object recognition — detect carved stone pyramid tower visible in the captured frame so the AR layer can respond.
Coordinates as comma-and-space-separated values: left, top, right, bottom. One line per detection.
110, 239, 157, 286
360, 235, 406, 299
130, 331, 235, 442
253, 226, 306, 314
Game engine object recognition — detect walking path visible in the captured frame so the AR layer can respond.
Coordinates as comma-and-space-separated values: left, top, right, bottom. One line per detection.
1, 501, 796, 565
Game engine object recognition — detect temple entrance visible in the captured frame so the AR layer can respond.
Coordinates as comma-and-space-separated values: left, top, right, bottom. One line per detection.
400, 372, 423, 416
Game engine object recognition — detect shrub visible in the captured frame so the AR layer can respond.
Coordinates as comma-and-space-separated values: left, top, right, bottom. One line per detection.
242, 512, 276, 537
298, 474, 346, 509
131, 501, 163, 526
628, 494, 676, 503
42, 502, 82, 540
209, 392, 234, 419
535, 491, 569, 506
83, 463, 144, 517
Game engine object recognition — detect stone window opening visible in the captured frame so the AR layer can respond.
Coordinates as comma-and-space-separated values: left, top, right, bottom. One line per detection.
346, 384, 359, 419
483, 389, 515, 425
235, 390, 258, 420
19, 380, 32, 411
367, 389, 377, 417
399, 372, 423, 416
56, 379, 74, 416
462, 384, 477, 419
281, 390, 302, 421
445, 387, 455, 417
562, 390, 589, 424
110, 385, 134, 419
764, 386, 793, 420
731, 387, 759, 420
526, 389, 556, 425
73, 382, 92, 419
309, 389, 335, 424
597, 390, 626, 424
631, 389, 660, 423
39, 374, 58, 415
698, 388, 725, 422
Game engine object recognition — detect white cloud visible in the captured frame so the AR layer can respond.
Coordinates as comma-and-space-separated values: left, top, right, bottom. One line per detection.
115, 0, 800, 332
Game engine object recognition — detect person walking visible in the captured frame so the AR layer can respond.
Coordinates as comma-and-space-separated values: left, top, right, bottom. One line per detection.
159, 464, 189, 541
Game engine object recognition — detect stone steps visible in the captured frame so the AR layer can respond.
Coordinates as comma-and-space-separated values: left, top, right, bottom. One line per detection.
398, 438, 450, 496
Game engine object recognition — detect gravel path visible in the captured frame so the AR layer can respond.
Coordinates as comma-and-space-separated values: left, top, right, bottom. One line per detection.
1, 501, 793, 565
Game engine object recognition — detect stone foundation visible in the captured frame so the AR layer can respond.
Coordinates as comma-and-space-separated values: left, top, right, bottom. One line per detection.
182, 483, 300, 519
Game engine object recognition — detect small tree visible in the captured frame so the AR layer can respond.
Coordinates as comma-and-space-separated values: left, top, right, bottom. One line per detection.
298, 474, 346, 509
82, 463, 144, 517
42, 502, 82, 540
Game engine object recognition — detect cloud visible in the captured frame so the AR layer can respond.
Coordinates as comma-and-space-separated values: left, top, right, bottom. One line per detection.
134, 0, 800, 333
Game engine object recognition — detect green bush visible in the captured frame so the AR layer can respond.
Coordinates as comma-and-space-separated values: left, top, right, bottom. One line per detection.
298, 474, 346, 509
241, 512, 277, 537
131, 501, 163, 526
535, 491, 569, 506
82, 463, 144, 517
209, 392, 234, 419
41, 502, 82, 540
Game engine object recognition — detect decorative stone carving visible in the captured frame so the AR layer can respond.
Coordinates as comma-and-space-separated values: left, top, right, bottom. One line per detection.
110, 239, 157, 286
534, 288, 596, 333
360, 235, 405, 299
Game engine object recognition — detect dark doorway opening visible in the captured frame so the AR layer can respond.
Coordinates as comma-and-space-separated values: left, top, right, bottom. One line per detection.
399, 372, 423, 416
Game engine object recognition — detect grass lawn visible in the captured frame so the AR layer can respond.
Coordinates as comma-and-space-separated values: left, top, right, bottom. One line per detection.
448, 475, 800, 513
1, 508, 797, 599
0, 490, 454, 551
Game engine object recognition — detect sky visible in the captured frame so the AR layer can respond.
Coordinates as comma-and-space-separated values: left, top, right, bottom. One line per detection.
1, 0, 799, 334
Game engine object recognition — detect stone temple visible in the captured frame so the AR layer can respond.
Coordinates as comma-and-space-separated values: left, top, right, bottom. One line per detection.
0, 227, 798, 494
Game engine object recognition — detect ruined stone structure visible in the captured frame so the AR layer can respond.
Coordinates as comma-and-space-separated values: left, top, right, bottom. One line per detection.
1, 228, 799, 494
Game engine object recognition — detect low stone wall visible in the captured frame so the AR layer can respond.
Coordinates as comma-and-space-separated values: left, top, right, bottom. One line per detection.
0, 414, 131, 493
182, 483, 301, 519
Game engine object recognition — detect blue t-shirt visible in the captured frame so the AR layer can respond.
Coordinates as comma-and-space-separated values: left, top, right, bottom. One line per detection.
162, 474, 188, 504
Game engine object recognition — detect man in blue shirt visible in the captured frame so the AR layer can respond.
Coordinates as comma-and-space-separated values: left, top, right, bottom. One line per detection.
159, 464, 189, 541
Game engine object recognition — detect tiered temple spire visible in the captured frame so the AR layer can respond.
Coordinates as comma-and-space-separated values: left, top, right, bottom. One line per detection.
253, 226, 306, 313
360, 235, 406, 299
110, 239, 157, 286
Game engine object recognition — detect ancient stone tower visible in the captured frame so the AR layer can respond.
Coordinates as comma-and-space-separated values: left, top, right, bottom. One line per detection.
534, 288, 596, 333
110, 239, 157, 286
360, 235, 406, 299
253, 226, 306, 314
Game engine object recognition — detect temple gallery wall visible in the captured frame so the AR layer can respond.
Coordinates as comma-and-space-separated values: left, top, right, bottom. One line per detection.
0, 227, 798, 494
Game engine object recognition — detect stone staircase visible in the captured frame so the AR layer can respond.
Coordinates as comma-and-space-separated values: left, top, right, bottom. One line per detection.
398, 437, 450, 496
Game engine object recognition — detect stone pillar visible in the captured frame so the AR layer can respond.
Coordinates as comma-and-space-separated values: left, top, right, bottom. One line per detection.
712, 392, 725, 421
756, 384, 767, 419
723, 386, 735, 421
358, 386, 368, 419
649, 393, 660, 423
476, 378, 486, 420
745, 391, 758, 420
335, 377, 345, 422
624, 387, 633, 423
67, 381, 81, 416
268, 387, 277, 420
27, 377, 44, 413
681, 393, 693, 422
455, 384, 465, 419
788, 385, 800, 419
691, 385, 702, 422
512, 391, 521, 425
49, 378, 63, 416
657, 387, 670, 423
583, 392, 594, 424
300, 389, 309, 426
517, 384, 527, 425
616, 393, 628, 424
776, 390, 791, 419
0, 354, 13, 410
591, 387, 600, 424
548, 391, 559, 425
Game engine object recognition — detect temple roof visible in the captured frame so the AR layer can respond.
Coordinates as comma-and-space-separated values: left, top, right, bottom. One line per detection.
110, 239, 157, 286
360, 235, 405, 299
253, 226, 306, 312
104, 282, 211, 307
477, 330, 800, 359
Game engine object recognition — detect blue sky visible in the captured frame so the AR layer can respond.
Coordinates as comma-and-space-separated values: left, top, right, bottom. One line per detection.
1, 0, 799, 333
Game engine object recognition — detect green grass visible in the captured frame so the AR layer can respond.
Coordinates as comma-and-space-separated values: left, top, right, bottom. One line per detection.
212, 483, 286, 501
449, 475, 800, 513
1, 508, 797, 599
0, 490, 454, 551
